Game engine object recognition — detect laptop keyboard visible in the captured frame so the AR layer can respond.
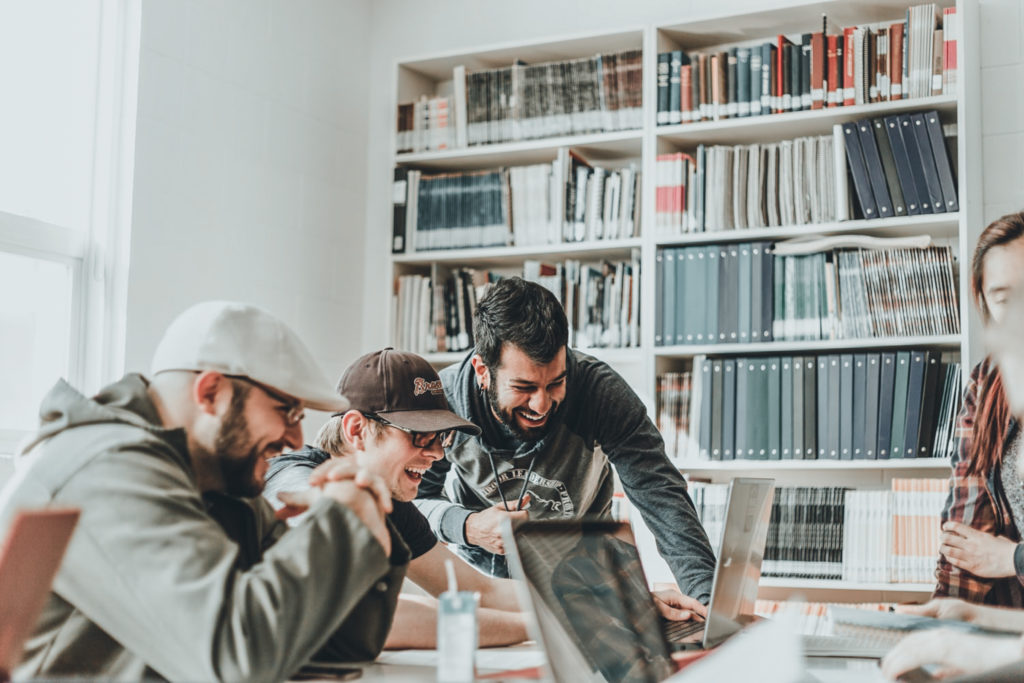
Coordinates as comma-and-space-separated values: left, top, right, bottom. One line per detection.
663, 618, 705, 642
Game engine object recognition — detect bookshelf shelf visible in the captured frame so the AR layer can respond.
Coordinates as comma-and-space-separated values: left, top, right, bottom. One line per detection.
393, 238, 642, 268
655, 335, 963, 358
654, 214, 959, 247
385, 0, 979, 604
675, 458, 950, 472
395, 130, 643, 171
656, 95, 957, 147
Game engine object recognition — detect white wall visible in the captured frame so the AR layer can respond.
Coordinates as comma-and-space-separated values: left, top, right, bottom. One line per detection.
361, 0, 1024, 348
127, 0, 372, 435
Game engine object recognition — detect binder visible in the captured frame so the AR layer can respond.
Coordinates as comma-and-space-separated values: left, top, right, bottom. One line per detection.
839, 353, 853, 460
909, 112, 947, 214
871, 118, 908, 216
915, 351, 943, 457
738, 244, 752, 343
889, 351, 912, 458
392, 167, 410, 253
781, 357, 794, 459
768, 357, 782, 459
876, 353, 896, 459
792, 357, 805, 460
663, 248, 677, 346
704, 246, 721, 345
720, 245, 740, 342
759, 243, 774, 342
722, 359, 737, 459
882, 115, 923, 215
750, 358, 770, 458
864, 354, 881, 459
711, 359, 724, 459
923, 110, 959, 212
852, 354, 868, 459
842, 122, 878, 219
817, 356, 830, 458
898, 114, 935, 213
855, 118, 894, 218
803, 355, 818, 459
826, 354, 841, 460
655, 249, 665, 345
901, 350, 927, 458
750, 243, 764, 344
735, 358, 751, 458
681, 248, 700, 344
699, 357, 714, 459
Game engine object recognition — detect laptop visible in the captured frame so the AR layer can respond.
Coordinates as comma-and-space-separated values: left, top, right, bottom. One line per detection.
502, 477, 775, 683
0, 508, 79, 677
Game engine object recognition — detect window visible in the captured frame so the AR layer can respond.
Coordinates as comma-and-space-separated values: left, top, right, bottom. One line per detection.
0, 0, 140, 455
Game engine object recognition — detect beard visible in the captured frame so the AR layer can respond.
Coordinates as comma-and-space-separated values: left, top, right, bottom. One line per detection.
486, 380, 559, 443
214, 387, 266, 498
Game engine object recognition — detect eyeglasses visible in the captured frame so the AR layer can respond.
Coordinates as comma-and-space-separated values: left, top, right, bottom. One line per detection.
226, 375, 305, 426
360, 412, 456, 449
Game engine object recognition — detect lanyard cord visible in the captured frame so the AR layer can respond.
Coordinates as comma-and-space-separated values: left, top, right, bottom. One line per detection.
486, 450, 538, 512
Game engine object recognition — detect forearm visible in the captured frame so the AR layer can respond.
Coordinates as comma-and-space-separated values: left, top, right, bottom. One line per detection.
384, 596, 528, 649
477, 577, 523, 612
970, 604, 1024, 633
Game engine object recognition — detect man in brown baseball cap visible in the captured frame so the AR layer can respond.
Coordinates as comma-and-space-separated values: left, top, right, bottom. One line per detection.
266, 348, 530, 650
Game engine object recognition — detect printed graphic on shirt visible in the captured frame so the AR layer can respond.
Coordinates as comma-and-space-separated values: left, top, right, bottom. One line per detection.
482, 469, 575, 517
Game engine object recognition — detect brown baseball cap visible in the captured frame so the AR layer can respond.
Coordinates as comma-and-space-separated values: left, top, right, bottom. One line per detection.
336, 348, 480, 435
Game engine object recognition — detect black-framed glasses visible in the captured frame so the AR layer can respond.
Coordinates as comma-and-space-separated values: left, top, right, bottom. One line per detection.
226, 375, 305, 426
361, 412, 456, 449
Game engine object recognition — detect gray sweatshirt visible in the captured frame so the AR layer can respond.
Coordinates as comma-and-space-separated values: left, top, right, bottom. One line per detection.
414, 349, 716, 603
1, 375, 408, 681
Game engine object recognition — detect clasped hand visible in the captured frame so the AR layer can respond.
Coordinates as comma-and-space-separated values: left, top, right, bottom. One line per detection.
275, 459, 393, 555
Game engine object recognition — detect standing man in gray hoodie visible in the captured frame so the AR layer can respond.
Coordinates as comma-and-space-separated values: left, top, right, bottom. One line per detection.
415, 277, 716, 609
0, 301, 406, 681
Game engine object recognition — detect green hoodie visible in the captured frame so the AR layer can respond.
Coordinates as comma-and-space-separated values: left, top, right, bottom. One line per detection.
2, 374, 408, 681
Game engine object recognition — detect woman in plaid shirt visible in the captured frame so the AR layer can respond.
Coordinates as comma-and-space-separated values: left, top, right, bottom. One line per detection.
935, 211, 1024, 607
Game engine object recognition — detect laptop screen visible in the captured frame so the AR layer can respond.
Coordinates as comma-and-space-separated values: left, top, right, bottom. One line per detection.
507, 519, 675, 683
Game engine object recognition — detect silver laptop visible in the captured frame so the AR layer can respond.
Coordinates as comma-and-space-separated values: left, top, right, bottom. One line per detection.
502, 477, 775, 683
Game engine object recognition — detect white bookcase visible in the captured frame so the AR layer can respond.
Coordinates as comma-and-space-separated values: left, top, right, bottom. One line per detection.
386, 0, 981, 603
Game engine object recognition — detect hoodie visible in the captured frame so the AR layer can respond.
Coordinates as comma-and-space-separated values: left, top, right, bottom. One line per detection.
0, 374, 408, 681
414, 350, 716, 603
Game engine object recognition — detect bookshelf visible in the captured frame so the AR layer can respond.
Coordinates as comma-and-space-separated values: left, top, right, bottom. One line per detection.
385, 0, 980, 603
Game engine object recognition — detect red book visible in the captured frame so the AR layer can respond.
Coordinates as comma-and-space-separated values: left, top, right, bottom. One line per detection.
826, 34, 839, 106
889, 22, 904, 100
843, 26, 856, 106
680, 64, 693, 122
776, 34, 794, 113
810, 31, 825, 109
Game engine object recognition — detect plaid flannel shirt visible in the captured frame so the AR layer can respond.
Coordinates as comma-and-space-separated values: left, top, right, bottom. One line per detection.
934, 359, 1024, 606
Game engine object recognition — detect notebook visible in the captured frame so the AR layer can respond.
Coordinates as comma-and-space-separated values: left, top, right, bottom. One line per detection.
502, 477, 775, 682
0, 508, 79, 677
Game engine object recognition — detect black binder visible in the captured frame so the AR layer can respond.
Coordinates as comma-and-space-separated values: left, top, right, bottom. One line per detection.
864, 354, 881, 459
882, 115, 924, 215
871, 118, 907, 216
722, 359, 737, 460
768, 357, 782, 459
923, 110, 959, 212
842, 121, 878, 219
898, 114, 937, 213
855, 118, 894, 218
792, 356, 804, 460
876, 353, 896, 459
909, 112, 947, 215
901, 350, 927, 458
817, 356, 830, 458
840, 354, 854, 460
803, 355, 817, 459
852, 354, 868, 459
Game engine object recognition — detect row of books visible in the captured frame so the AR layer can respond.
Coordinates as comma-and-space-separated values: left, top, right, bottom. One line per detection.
658, 353, 961, 462
524, 256, 641, 349
692, 479, 946, 583
396, 95, 455, 154
392, 257, 641, 353
393, 268, 494, 354
655, 242, 959, 346
842, 112, 958, 220
654, 134, 840, 235
754, 601, 890, 636
396, 49, 644, 153
656, 4, 957, 125
391, 155, 641, 253
843, 480, 948, 584
654, 111, 956, 236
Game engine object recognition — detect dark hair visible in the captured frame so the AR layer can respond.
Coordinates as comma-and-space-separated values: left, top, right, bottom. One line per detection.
966, 211, 1024, 476
473, 277, 568, 369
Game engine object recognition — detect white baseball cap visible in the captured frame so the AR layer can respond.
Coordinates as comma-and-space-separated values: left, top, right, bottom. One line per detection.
151, 301, 349, 412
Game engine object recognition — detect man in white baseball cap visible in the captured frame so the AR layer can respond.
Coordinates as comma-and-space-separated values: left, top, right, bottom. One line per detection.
0, 301, 409, 680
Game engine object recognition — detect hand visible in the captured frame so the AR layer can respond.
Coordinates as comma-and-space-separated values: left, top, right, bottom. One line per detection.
940, 521, 1018, 578
465, 495, 530, 555
651, 586, 707, 621
896, 598, 978, 624
880, 629, 1023, 680
307, 458, 393, 514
